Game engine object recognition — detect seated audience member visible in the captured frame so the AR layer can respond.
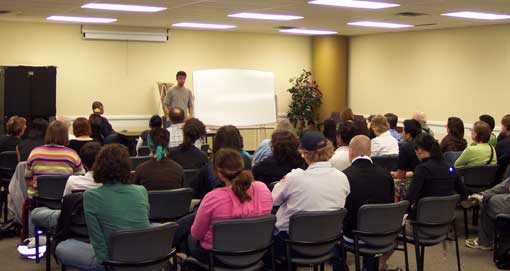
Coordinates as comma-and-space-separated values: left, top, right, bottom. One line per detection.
370, 115, 399, 157
189, 148, 273, 262
440, 117, 467, 153
194, 125, 251, 198
136, 115, 162, 155
385, 113, 402, 143
0, 116, 26, 153
343, 135, 394, 271
68, 117, 95, 155
252, 130, 306, 186
413, 111, 434, 138
323, 119, 338, 149
330, 121, 357, 171
272, 131, 350, 265
353, 117, 370, 137
463, 178, 510, 250
169, 118, 208, 169
367, 115, 376, 139
167, 106, 187, 148
133, 128, 184, 190
30, 142, 102, 235
17, 118, 48, 161
455, 121, 497, 167
252, 119, 293, 166
496, 114, 510, 179
479, 114, 498, 147
91, 101, 114, 139
88, 113, 104, 144
25, 120, 85, 196
340, 107, 355, 122
56, 144, 150, 270
392, 119, 422, 180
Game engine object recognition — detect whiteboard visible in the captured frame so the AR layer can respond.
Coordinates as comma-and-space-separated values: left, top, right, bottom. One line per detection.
193, 69, 276, 126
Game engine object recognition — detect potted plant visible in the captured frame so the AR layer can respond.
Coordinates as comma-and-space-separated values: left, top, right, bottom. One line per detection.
286, 70, 322, 136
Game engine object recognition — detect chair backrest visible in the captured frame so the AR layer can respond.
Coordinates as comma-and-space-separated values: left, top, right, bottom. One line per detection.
107, 222, 178, 271
129, 156, 151, 170
357, 201, 410, 247
212, 215, 276, 268
414, 194, 460, 240
35, 175, 70, 209
138, 146, 150, 156
183, 168, 200, 188
0, 151, 18, 178
443, 151, 462, 166
457, 164, 499, 192
289, 209, 347, 257
148, 188, 193, 221
371, 155, 399, 172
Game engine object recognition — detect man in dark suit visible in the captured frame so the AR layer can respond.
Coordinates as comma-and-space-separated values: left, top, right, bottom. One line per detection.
342, 135, 395, 271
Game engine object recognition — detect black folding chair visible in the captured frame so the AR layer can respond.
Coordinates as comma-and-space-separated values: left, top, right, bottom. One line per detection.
138, 146, 150, 156
443, 151, 462, 166
183, 215, 276, 271
129, 156, 151, 171
371, 155, 399, 172
148, 188, 193, 222
0, 151, 18, 222
495, 214, 510, 263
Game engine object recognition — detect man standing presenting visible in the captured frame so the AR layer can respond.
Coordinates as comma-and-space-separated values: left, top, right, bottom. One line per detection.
165, 71, 194, 119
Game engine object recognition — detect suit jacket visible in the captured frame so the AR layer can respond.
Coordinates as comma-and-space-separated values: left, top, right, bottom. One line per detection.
343, 158, 394, 237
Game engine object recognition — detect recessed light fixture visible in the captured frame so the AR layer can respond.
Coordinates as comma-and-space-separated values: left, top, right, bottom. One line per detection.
172, 22, 236, 29
442, 11, 510, 20
279, 28, 338, 35
228, 12, 303, 21
347, 21, 413, 28
81, 3, 167, 12
47, 15, 117, 23
309, 0, 399, 9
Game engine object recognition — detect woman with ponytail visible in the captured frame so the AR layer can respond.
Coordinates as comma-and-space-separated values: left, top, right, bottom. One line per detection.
133, 127, 184, 190
405, 133, 467, 218
189, 148, 272, 262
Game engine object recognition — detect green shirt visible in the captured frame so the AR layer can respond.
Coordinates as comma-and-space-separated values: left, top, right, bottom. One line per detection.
454, 143, 497, 168
83, 183, 150, 262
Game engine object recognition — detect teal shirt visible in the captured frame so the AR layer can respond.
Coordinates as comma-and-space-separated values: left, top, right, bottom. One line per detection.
83, 183, 150, 262
454, 143, 497, 168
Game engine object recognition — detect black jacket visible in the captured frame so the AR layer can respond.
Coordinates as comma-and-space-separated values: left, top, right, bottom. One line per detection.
55, 193, 88, 246
496, 136, 510, 180
252, 155, 306, 187
343, 159, 394, 237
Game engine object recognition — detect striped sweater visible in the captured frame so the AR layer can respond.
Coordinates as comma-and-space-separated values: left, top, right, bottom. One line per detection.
25, 144, 85, 196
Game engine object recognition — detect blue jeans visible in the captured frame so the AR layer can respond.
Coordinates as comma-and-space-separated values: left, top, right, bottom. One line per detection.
55, 239, 103, 271
29, 207, 61, 237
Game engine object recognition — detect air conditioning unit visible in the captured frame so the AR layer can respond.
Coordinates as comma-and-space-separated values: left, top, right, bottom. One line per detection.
81, 25, 169, 42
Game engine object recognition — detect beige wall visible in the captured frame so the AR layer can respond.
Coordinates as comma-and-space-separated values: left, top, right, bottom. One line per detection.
0, 21, 311, 117
348, 24, 510, 126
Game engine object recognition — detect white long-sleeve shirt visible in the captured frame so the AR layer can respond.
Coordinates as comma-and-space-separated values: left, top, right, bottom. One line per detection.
371, 130, 399, 157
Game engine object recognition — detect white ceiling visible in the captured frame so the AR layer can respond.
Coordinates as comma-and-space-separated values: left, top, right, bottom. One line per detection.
0, 0, 510, 35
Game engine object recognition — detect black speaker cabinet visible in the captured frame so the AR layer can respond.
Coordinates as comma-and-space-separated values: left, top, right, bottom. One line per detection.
0, 66, 57, 133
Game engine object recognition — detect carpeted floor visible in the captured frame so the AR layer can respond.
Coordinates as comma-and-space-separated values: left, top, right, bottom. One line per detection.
0, 213, 499, 271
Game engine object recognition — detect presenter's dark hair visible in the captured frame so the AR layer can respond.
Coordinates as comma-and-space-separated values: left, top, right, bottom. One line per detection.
414, 133, 442, 160
385, 113, 398, 129
479, 114, 495, 131
182, 118, 206, 150
403, 119, 422, 138
176, 71, 187, 78
169, 107, 185, 124
213, 125, 243, 154
92, 101, 103, 110
93, 144, 131, 184
149, 115, 162, 128
447, 117, 464, 139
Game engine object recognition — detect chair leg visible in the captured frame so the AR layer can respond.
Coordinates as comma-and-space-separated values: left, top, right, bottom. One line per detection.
320, 263, 325, 271
453, 222, 461, 271
420, 246, 425, 271
313, 265, 318, 271
46, 234, 51, 271
472, 206, 479, 226
402, 228, 410, 271
463, 208, 469, 239
413, 229, 422, 271
3, 190, 8, 222
354, 235, 361, 271
286, 244, 293, 271
35, 229, 40, 263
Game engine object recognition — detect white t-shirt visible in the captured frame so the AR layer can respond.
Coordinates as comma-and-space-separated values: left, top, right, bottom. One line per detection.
330, 146, 351, 171
371, 130, 399, 157
62, 171, 101, 196
272, 161, 350, 233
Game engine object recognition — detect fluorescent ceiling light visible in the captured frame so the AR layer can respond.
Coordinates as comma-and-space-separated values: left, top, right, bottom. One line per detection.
280, 28, 337, 35
442, 11, 510, 20
81, 3, 167, 12
309, 0, 399, 9
228, 12, 303, 21
47, 16, 117, 23
172, 22, 236, 29
348, 21, 413, 28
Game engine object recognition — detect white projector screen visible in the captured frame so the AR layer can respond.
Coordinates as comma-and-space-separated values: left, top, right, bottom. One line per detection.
193, 69, 277, 126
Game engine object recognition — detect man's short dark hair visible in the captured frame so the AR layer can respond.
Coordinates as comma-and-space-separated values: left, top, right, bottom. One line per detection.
176, 71, 187, 78
337, 121, 357, 145
80, 141, 102, 170
385, 113, 398, 129
479, 114, 495, 131
403, 119, 422, 139
169, 107, 185, 124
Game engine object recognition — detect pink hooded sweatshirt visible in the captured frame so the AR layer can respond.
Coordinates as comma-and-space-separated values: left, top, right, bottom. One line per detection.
191, 181, 273, 249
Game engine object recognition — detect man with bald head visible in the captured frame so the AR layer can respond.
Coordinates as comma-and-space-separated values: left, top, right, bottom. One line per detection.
340, 135, 395, 271
413, 111, 434, 138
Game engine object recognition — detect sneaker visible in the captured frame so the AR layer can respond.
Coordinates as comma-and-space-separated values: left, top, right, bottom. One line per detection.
465, 238, 492, 251
461, 194, 483, 209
